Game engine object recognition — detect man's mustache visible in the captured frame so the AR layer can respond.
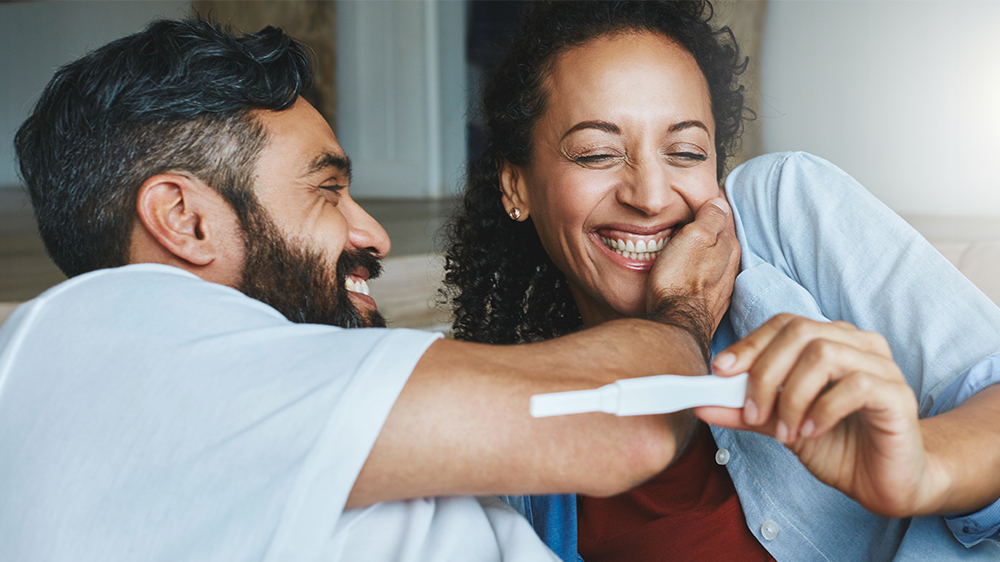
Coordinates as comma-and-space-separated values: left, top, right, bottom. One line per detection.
337, 248, 383, 283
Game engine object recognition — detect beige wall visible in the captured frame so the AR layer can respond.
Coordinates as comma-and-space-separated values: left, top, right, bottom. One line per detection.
190, 1, 338, 131
715, 0, 769, 172
760, 0, 1000, 218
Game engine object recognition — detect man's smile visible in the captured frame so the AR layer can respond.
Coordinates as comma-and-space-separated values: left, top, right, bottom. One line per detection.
344, 275, 371, 296
345, 270, 378, 312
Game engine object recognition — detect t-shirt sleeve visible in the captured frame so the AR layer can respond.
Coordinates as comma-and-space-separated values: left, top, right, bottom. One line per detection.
263, 328, 442, 559
0, 266, 442, 561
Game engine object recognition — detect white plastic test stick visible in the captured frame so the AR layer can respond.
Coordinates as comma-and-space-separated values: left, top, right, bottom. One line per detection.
529, 373, 748, 418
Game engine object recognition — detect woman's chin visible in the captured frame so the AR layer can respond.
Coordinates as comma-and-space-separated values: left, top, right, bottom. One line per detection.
602, 284, 649, 319
576, 293, 647, 326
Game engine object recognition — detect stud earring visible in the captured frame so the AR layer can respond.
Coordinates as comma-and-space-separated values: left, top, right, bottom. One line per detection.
508, 207, 521, 221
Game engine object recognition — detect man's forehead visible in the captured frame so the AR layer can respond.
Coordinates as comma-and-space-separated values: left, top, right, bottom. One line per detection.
252, 99, 351, 180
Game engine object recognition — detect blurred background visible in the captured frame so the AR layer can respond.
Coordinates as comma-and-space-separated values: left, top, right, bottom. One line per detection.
2, 0, 999, 321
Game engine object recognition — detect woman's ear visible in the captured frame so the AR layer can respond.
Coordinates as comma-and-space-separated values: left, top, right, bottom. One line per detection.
134, 173, 237, 267
498, 159, 530, 221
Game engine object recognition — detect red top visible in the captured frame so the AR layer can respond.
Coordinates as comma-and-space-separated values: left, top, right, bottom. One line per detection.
578, 423, 775, 562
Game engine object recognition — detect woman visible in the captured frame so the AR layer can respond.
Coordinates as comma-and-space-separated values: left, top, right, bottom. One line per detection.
442, 2, 1000, 561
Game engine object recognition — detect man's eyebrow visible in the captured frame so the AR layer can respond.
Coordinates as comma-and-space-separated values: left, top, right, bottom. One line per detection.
670, 120, 710, 135
561, 120, 621, 140
307, 152, 353, 183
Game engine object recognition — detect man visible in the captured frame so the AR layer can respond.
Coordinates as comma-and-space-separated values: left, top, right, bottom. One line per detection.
0, 19, 739, 561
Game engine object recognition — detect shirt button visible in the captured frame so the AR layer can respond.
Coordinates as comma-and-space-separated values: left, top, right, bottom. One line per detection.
715, 448, 730, 465
761, 520, 779, 541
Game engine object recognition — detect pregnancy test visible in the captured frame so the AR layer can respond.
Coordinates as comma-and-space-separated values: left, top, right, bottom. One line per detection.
530, 373, 748, 417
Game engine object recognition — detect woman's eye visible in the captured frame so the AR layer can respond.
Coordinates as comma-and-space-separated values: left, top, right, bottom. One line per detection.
575, 154, 616, 165
670, 152, 707, 162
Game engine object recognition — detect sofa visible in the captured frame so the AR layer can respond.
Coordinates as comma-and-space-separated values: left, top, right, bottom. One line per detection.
1, 233, 998, 331
367, 233, 1000, 332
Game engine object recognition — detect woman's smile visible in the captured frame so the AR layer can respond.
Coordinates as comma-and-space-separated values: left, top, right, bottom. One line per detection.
596, 226, 677, 268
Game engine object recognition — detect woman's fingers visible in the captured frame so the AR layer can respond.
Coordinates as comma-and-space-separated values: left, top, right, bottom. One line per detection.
713, 314, 896, 430
798, 362, 916, 441
775, 341, 905, 443
693, 405, 778, 434
699, 347, 912, 450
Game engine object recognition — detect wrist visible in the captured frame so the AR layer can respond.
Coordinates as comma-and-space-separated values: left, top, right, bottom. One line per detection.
915, 420, 979, 517
911, 443, 957, 517
646, 294, 713, 366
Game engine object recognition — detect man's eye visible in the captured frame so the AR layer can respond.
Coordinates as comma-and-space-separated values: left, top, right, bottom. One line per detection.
321, 184, 346, 193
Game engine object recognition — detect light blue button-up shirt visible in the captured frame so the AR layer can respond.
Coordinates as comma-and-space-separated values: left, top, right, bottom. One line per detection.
510, 153, 1000, 561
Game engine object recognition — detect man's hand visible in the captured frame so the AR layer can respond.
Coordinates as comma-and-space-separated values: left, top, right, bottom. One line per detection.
646, 196, 740, 361
699, 314, 946, 518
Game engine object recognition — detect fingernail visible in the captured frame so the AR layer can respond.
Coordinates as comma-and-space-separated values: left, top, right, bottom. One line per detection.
713, 352, 736, 371
801, 420, 815, 438
709, 197, 730, 214
743, 398, 758, 425
776, 421, 788, 443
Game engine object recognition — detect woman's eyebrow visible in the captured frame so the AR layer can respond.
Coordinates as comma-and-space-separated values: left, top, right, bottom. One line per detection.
561, 120, 621, 140
560, 120, 709, 139
671, 120, 710, 134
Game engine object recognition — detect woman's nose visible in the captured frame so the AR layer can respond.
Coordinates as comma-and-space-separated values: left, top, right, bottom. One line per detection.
616, 159, 677, 216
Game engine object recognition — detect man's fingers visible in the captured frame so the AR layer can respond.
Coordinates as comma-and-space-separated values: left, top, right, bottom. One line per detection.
685, 197, 731, 242
645, 195, 740, 340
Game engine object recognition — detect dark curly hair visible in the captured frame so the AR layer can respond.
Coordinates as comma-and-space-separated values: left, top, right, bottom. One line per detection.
443, 0, 751, 344
14, 19, 313, 278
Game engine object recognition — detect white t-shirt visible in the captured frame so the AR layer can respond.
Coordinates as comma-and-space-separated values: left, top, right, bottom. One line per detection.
0, 264, 559, 562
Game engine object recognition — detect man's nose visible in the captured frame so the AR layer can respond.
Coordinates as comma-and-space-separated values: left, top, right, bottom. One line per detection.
344, 199, 391, 259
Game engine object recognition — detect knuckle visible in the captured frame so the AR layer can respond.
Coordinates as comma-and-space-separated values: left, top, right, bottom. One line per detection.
755, 367, 786, 390
785, 316, 820, 343
842, 370, 874, 394
864, 331, 893, 357
830, 320, 857, 331
803, 338, 838, 362
683, 226, 714, 247
786, 317, 820, 341
772, 312, 797, 326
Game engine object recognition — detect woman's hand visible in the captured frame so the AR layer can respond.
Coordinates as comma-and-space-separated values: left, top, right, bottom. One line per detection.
699, 314, 945, 518
645, 196, 740, 360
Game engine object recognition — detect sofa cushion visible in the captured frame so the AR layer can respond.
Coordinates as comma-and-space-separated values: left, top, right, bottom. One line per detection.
932, 241, 1000, 307
1, 244, 997, 329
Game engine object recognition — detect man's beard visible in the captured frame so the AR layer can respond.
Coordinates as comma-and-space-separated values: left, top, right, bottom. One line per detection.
235, 212, 386, 328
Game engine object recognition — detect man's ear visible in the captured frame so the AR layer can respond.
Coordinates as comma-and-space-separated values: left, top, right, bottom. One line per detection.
134, 173, 234, 267
499, 159, 530, 221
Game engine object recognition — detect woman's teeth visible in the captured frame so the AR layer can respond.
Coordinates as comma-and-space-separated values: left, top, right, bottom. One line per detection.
600, 236, 668, 261
345, 277, 370, 296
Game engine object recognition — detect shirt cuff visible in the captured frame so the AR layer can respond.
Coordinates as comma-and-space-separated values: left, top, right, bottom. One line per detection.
931, 355, 1000, 546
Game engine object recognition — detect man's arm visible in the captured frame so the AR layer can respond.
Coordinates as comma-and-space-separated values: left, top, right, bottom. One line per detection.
348, 198, 739, 509
348, 320, 705, 508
